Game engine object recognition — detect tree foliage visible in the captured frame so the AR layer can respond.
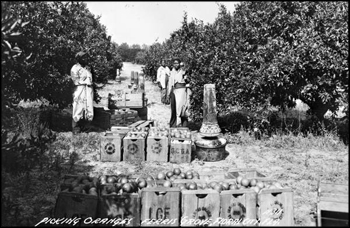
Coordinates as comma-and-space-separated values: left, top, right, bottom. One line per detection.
143, 2, 348, 122
2, 1, 123, 109
117, 42, 147, 63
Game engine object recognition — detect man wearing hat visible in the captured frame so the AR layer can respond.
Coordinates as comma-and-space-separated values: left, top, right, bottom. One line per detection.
70, 51, 94, 134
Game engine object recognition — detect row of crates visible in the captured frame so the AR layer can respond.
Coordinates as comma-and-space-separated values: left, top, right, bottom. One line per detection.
101, 126, 192, 164
54, 172, 294, 226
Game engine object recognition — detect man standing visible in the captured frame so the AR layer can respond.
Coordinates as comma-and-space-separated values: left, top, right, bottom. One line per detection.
156, 60, 170, 104
70, 51, 94, 134
168, 58, 191, 127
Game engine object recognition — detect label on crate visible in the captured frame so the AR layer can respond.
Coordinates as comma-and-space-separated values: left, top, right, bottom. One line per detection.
150, 142, 162, 154
127, 143, 139, 154
170, 147, 190, 155
227, 202, 246, 221
104, 143, 116, 154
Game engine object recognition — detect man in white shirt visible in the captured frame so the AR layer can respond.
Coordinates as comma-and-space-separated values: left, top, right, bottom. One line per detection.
156, 60, 170, 104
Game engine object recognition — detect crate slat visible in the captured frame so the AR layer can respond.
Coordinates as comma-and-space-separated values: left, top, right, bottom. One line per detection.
181, 190, 220, 227
258, 188, 294, 226
220, 189, 258, 226
141, 187, 181, 226
123, 135, 146, 162
100, 132, 123, 162
98, 193, 140, 227
147, 137, 169, 162
137, 120, 154, 129
128, 120, 146, 129
169, 139, 192, 163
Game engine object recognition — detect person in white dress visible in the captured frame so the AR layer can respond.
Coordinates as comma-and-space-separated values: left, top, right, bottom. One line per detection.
167, 58, 191, 127
70, 51, 94, 134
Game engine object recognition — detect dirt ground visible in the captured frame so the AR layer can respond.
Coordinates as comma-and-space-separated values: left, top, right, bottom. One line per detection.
59, 62, 349, 226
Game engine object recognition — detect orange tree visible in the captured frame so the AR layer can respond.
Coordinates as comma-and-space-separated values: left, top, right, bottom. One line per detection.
231, 1, 348, 121
1, 1, 122, 109
143, 2, 348, 123
142, 42, 169, 82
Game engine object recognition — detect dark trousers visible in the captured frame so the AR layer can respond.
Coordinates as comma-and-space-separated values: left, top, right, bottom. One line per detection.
181, 117, 188, 127
169, 91, 189, 128
169, 91, 177, 127
72, 118, 89, 134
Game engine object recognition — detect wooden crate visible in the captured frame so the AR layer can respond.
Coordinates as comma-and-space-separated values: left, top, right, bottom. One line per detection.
123, 133, 147, 162
128, 120, 146, 129
137, 120, 154, 129
317, 182, 348, 227
181, 189, 220, 227
100, 132, 124, 162
141, 187, 181, 226
98, 193, 140, 227
226, 168, 267, 179
169, 139, 191, 163
257, 188, 294, 226
220, 189, 258, 226
147, 136, 169, 162
115, 92, 145, 108
54, 192, 98, 226
110, 126, 130, 135
198, 171, 227, 181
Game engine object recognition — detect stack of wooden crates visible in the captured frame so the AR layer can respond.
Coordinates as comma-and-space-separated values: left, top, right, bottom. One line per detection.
100, 120, 154, 162
54, 168, 295, 227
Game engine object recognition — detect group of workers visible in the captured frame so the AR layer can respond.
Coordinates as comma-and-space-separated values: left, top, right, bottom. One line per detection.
156, 58, 192, 128
70, 51, 191, 134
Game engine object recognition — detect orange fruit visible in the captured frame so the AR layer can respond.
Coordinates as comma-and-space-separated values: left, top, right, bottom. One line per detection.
229, 184, 238, 190
120, 177, 128, 184
256, 181, 265, 189
157, 172, 166, 180
241, 178, 250, 187
173, 168, 181, 175
250, 179, 257, 187
122, 183, 132, 193
213, 184, 223, 193
252, 186, 260, 194
186, 174, 193, 179
166, 171, 174, 178
138, 180, 147, 189
189, 183, 198, 190
163, 180, 172, 188
186, 171, 193, 176
236, 176, 243, 185
209, 182, 218, 189
222, 182, 230, 190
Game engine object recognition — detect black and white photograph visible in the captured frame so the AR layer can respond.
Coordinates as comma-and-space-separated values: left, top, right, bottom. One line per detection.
1, 1, 348, 227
